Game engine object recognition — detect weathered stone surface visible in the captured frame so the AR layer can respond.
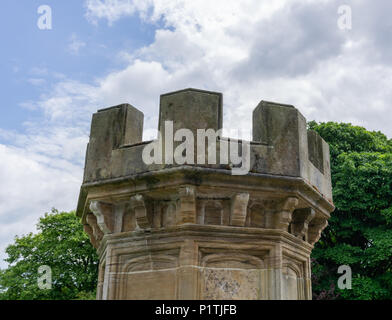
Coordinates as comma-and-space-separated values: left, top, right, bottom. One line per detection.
159, 88, 223, 135
291, 208, 316, 242
177, 186, 197, 224
252, 100, 308, 177
230, 193, 249, 227
129, 195, 150, 229
77, 88, 334, 300
84, 103, 144, 182
89, 201, 114, 234
307, 130, 324, 173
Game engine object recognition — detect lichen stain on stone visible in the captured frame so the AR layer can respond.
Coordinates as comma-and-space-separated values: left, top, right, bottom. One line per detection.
202, 269, 259, 300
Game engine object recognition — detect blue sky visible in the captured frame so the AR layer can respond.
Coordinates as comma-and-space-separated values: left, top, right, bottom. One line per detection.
0, 0, 157, 132
1, 0, 392, 268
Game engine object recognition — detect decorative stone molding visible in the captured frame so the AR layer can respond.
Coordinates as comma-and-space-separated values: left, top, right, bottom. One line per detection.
85, 213, 103, 247
89, 200, 114, 234
291, 208, 316, 242
230, 193, 250, 227
83, 224, 99, 249
129, 194, 151, 229
177, 186, 196, 224
272, 197, 299, 231
308, 217, 328, 245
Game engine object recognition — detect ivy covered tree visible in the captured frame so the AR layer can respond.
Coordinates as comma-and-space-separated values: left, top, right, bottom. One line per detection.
309, 121, 392, 300
0, 209, 98, 300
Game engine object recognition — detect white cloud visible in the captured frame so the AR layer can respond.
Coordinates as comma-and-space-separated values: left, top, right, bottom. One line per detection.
2, 0, 392, 267
81, 0, 392, 138
0, 143, 82, 267
68, 34, 86, 55
85, 0, 153, 25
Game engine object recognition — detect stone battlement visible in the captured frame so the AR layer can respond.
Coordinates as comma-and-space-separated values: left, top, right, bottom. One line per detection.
81, 88, 332, 200
76, 88, 334, 300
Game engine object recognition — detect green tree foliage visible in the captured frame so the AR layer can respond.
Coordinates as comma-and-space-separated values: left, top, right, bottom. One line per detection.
0, 209, 98, 300
308, 121, 392, 300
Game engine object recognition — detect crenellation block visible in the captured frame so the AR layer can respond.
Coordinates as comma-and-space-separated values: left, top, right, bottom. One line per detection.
252, 101, 308, 177
307, 130, 324, 173
159, 88, 223, 135
84, 103, 144, 182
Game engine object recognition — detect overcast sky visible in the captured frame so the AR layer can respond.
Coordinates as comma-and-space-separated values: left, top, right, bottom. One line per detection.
0, 0, 391, 267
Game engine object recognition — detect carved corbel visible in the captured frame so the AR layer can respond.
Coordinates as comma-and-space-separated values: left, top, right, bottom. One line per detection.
230, 193, 250, 227
130, 194, 151, 229
89, 201, 114, 234
177, 186, 196, 224
85, 212, 104, 248
83, 224, 99, 249
308, 217, 328, 245
290, 208, 316, 241
272, 197, 299, 231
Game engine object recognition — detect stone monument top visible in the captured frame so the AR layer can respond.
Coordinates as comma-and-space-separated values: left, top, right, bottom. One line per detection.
77, 88, 334, 300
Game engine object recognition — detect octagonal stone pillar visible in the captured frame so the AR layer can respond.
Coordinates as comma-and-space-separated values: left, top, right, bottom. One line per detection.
77, 88, 334, 300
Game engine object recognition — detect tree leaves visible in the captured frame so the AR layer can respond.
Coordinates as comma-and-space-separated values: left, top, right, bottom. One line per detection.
0, 209, 98, 300
310, 122, 392, 300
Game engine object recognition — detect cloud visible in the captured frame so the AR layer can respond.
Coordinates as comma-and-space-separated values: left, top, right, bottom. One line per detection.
82, 0, 392, 137
84, 0, 153, 25
2, 0, 392, 267
0, 143, 82, 267
68, 34, 86, 55
232, 1, 347, 79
